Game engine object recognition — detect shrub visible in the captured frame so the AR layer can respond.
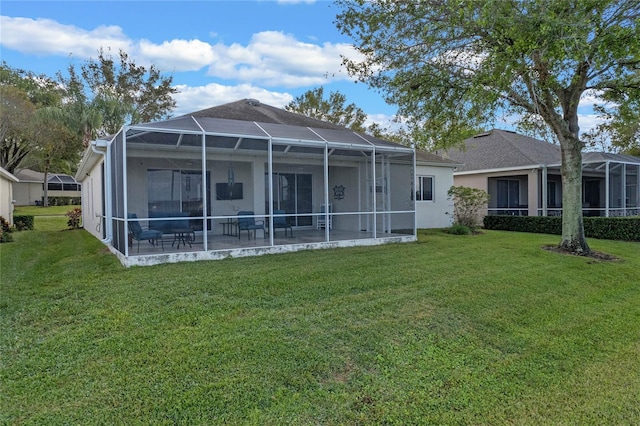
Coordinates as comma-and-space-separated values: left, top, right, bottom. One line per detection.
14, 215, 34, 231
446, 223, 472, 235
42, 196, 81, 206
447, 186, 491, 229
0, 216, 13, 243
483, 215, 640, 241
66, 207, 82, 229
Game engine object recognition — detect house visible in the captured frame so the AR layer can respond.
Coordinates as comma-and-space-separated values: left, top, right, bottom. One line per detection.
75, 99, 453, 267
0, 167, 19, 225
13, 169, 81, 206
443, 129, 640, 217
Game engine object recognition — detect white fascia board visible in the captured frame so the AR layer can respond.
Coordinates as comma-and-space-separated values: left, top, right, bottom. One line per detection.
454, 165, 545, 175
418, 161, 464, 168
74, 138, 112, 181
0, 167, 19, 183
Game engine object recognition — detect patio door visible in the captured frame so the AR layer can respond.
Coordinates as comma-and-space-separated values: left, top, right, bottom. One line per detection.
266, 173, 312, 226
147, 169, 211, 230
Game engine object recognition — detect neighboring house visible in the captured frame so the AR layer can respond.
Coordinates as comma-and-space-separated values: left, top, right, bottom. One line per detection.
0, 167, 19, 225
76, 99, 455, 267
442, 129, 640, 217
13, 169, 81, 206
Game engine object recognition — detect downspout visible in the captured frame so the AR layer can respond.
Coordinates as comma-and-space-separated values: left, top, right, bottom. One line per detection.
542, 165, 547, 216
605, 160, 610, 217
412, 145, 417, 236
91, 140, 112, 244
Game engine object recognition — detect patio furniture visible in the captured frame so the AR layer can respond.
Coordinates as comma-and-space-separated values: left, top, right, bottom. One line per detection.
316, 204, 332, 230
237, 211, 265, 240
170, 227, 195, 249
271, 210, 293, 237
128, 213, 164, 253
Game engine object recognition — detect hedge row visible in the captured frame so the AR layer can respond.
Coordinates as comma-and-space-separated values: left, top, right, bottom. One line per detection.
39, 196, 81, 206
14, 215, 35, 231
483, 215, 640, 242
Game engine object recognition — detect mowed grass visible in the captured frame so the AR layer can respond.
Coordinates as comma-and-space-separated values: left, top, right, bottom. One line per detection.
13, 205, 81, 232
1, 219, 639, 425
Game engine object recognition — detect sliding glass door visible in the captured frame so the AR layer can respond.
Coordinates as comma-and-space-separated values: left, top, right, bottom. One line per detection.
147, 169, 211, 230
266, 172, 312, 226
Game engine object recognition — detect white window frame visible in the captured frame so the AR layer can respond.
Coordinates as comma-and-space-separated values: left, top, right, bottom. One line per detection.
416, 175, 434, 202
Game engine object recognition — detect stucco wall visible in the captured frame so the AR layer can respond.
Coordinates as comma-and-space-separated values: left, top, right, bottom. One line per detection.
79, 161, 105, 241
13, 182, 41, 206
454, 169, 542, 216
0, 175, 15, 224
416, 165, 456, 229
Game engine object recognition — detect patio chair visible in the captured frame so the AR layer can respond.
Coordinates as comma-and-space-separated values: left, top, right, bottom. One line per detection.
316, 204, 332, 230
127, 213, 164, 253
237, 211, 265, 240
272, 210, 293, 237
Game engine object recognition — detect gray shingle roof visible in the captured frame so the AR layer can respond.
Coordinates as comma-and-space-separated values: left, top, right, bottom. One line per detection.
444, 129, 562, 172
180, 99, 460, 166
582, 151, 640, 164
182, 99, 347, 131
416, 150, 461, 166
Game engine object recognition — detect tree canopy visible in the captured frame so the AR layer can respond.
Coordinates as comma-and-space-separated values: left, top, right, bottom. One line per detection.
335, 0, 640, 255
0, 64, 63, 174
285, 86, 368, 132
61, 48, 178, 136
1, 49, 177, 178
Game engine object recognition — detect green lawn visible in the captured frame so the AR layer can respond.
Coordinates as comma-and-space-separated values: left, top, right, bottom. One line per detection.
1, 219, 639, 424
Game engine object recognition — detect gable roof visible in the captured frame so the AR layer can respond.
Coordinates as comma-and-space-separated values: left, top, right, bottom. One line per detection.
444, 129, 562, 172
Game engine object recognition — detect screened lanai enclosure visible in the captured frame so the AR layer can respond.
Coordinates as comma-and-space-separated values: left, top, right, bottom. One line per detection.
91, 115, 416, 266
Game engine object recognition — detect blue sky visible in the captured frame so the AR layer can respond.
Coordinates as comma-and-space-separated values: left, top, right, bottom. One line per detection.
1, 0, 395, 125
1, 0, 602, 135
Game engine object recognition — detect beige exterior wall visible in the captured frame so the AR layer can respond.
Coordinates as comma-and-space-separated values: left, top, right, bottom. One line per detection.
454, 168, 542, 216
13, 182, 42, 206
13, 182, 81, 206
79, 161, 105, 241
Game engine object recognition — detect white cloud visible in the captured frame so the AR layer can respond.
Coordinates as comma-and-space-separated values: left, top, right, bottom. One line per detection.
0, 16, 131, 57
138, 39, 216, 72
1, 16, 358, 88
171, 83, 294, 116
207, 31, 361, 87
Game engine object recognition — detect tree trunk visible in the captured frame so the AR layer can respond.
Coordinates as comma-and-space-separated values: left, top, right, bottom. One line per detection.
559, 138, 590, 254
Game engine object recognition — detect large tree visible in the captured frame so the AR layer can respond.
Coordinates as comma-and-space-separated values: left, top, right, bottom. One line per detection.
336, 0, 640, 255
62, 48, 177, 136
0, 64, 63, 173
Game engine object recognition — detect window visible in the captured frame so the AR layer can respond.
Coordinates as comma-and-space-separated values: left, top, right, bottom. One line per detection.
497, 179, 519, 208
416, 176, 434, 201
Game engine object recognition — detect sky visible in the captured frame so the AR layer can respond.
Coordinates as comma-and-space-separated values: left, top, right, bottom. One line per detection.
1, 0, 603, 137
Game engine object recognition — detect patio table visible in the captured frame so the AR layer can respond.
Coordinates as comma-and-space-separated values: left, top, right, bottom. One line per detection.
169, 228, 194, 249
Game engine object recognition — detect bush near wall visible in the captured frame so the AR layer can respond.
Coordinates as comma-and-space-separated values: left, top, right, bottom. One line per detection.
483, 215, 640, 242
42, 196, 81, 206
14, 215, 35, 231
